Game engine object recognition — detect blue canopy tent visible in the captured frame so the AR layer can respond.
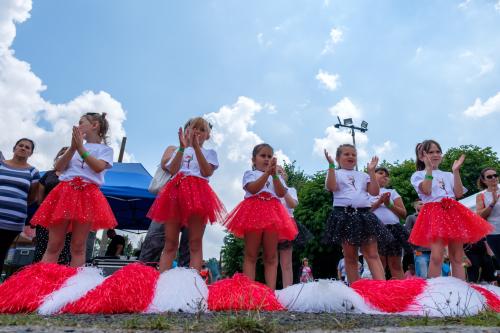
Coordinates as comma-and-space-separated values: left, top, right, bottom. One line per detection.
100, 163, 155, 230
27, 163, 156, 230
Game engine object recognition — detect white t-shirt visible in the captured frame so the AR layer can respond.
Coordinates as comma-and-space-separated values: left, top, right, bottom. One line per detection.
242, 170, 288, 199
281, 187, 298, 217
167, 147, 219, 181
331, 169, 372, 208
370, 188, 401, 225
480, 189, 500, 235
411, 170, 467, 203
59, 143, 113, 186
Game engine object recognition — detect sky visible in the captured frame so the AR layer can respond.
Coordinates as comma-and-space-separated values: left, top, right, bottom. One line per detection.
1, 0, 500, 259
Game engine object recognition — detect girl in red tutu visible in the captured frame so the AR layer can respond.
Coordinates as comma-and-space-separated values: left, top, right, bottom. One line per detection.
409, 140, 493, 280
223, 143, 298, 290
31, 112, 117, 267
147, 117, 225, 272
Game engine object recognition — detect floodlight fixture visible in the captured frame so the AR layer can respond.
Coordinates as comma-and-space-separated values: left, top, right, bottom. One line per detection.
343, 118, 353, 126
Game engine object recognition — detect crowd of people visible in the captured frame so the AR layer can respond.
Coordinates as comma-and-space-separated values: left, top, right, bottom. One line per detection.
0, 114, 499, 291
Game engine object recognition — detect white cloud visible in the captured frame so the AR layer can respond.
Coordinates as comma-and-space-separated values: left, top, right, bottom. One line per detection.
257, 32, 272, 47
0, 0, 129, 170
496, 0, 500, 12
328, 97, 362, 120
263, 102, 277, 114
463, 92, 500, 118
459, 50, 495, 78
321, 27, 343, 55
315, 69, 341, 91
458, 0, 472, 10
373, 140, 396, 157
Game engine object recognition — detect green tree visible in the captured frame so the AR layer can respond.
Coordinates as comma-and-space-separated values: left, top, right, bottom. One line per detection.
292, 171, 341, 279
220, 233, 244, 277
441, 145, 500, 197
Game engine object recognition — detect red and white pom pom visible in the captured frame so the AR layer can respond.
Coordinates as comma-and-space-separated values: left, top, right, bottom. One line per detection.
62, 263, 159, 314
38, 267, 105, 315
403, 277, 488, 316
208, 273, 284, 311
276, 279, 378, 313
351, 278, 427, 313
0, 263, 77, 314
146, 267, 208, 313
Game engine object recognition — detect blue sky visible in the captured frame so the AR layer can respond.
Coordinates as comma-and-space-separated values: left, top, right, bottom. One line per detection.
2, 0, 500, 258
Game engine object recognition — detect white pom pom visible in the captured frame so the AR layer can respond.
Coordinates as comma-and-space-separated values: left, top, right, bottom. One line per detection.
146, 267, 208, 313
276, 280, 379, 313
38, 267, 105, 315
407, 277, 487, 317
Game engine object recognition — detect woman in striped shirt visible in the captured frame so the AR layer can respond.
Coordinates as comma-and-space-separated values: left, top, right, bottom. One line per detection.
0, 138, 40, 275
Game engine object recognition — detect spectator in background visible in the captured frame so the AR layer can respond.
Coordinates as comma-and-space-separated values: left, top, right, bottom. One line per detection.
33, 147, 72, 264
0, 138, 40, 274
105, 229, 125, 257
405, 200, 431, 278
299, 258, 314, 283
404, 264, 416, 279
476, 168, 500, 267
464, 239, 496, 284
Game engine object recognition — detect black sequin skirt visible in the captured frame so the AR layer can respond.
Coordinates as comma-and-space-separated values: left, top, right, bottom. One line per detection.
377, 223, 412, 257
323, 206, 394, 246
278, 220, 313, 250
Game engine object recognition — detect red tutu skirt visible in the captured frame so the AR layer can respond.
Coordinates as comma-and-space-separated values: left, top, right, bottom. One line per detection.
147, 173, 226, 227
409, 198, 493, 247
30, 177, 117, 232
223, 192, 298, 240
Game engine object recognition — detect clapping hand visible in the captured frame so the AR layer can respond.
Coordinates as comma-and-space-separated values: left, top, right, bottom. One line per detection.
178, 127, 188, 148
367, 156, 379, 173
324, 149, 334, 164
267, 157, 277, 176
452, 154, 466, 173
72, 126, 84, 150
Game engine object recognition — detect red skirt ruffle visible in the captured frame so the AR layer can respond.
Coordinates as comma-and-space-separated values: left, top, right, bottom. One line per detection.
30, 177, 117, 232
223, 192, 298, 240
147, 173, 226, 227
409, 198, 493, 247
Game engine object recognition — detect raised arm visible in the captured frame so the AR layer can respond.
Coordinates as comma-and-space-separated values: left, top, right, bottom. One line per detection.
325, 149, 337, 192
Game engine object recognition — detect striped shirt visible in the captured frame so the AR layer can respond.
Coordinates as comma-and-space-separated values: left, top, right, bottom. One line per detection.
0, 161, 40, 232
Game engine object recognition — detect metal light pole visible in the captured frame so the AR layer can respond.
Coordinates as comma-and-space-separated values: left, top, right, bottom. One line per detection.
334, 117, 368, 170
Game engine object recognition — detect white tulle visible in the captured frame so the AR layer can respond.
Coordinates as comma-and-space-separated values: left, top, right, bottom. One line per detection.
275, 280, 379, 314
402, 277, 487, 317
146, 267, 208, 313
38, 267, 105, 315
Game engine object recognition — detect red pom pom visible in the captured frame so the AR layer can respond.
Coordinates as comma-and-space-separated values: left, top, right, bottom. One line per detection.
471, 285, 500, 313
351, 278, 427, 313
62, 263, 159, 314
208, 273, 284, 311
0, 263, 76, 313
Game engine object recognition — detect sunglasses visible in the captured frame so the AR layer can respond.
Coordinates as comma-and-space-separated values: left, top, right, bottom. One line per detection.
485, 174, 498, 180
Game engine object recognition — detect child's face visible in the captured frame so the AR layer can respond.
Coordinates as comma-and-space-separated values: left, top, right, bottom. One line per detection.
420, 143, 442, 168
253, 146, 273, 172
375, 170, 389, 187
336, 147, 357, 170
188, 123, 209, 146
78, 116, 99, 137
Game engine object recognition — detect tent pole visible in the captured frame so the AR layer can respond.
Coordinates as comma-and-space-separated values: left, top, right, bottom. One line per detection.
118, 137, 127, 162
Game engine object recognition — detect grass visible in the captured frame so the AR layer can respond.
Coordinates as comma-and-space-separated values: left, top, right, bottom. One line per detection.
399, 310, 500, 327
0, 311, 498, 331
215, 312, 278, 333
